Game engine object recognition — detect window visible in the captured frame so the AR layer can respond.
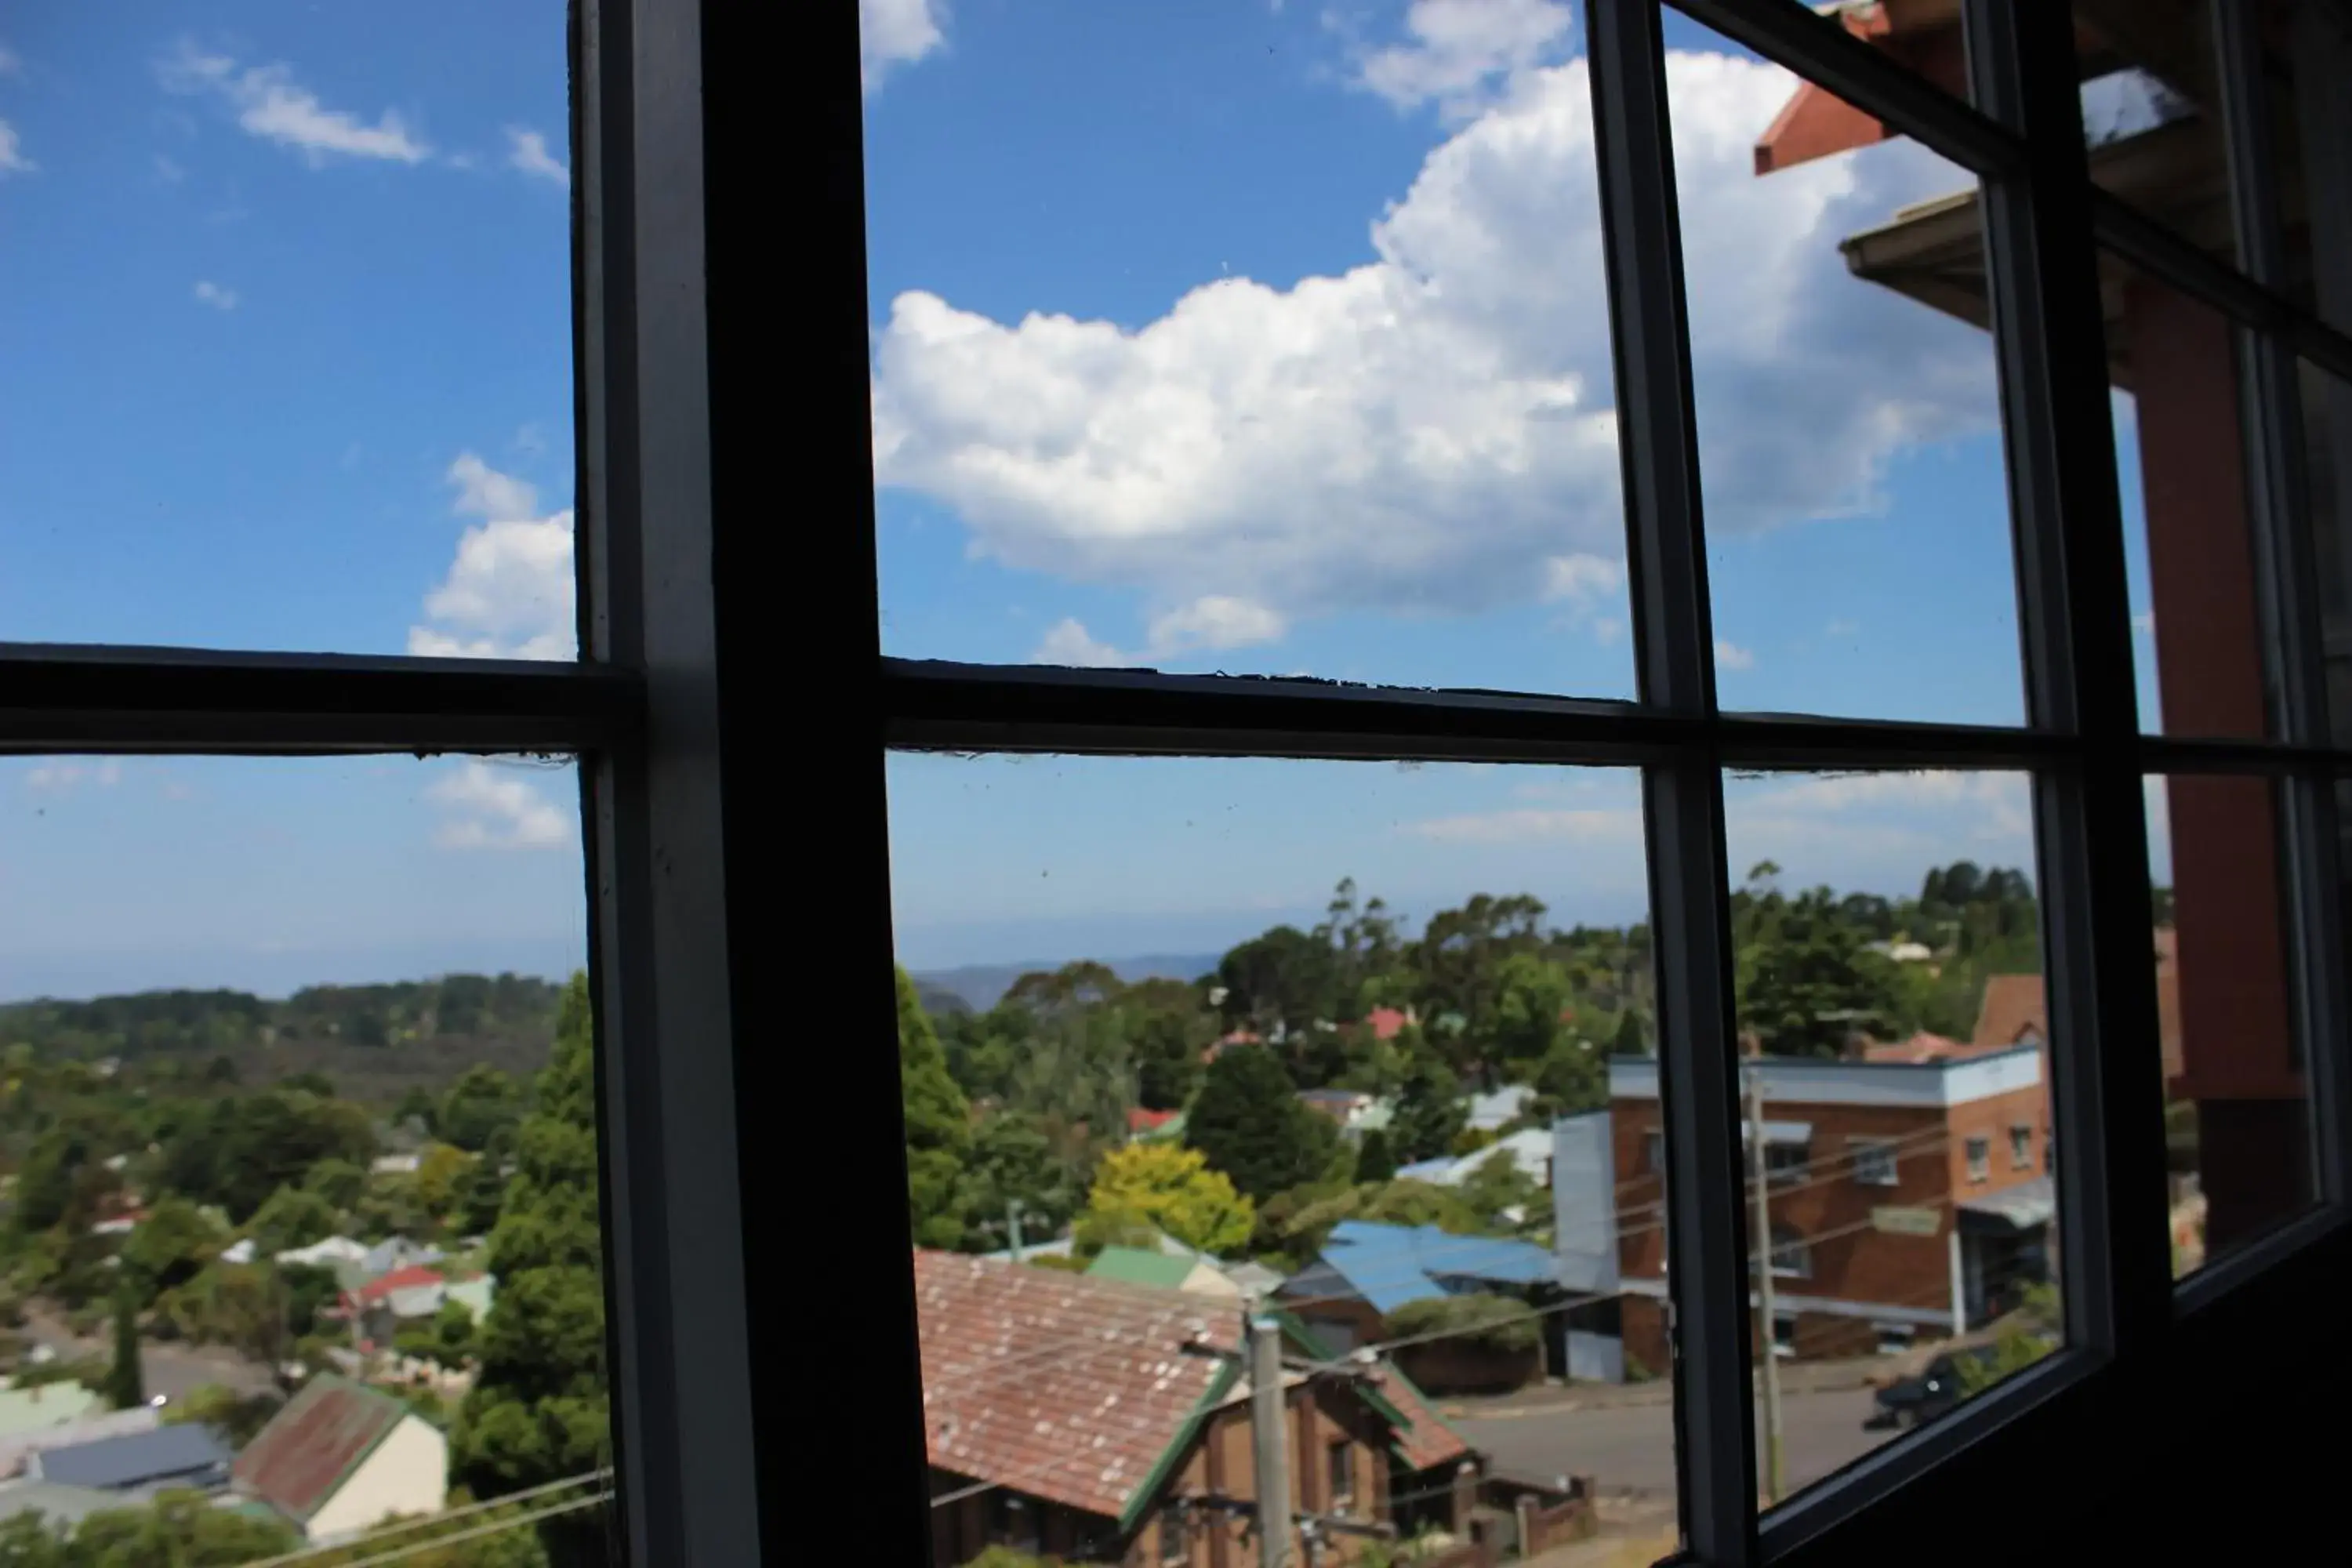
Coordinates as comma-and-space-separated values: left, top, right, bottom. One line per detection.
1, 2, 760, 1563
1765, 1142, 1810, 1188
991, 1494, 1040, 1552
1850, 1138, 1901, 1188
1875, 1323, 1916, 1358
1327, 1439, 1356, 1512
2011, 1123, 2034, 1170
854, 0, 2352, 1554
1771, 1314, 1798, 1360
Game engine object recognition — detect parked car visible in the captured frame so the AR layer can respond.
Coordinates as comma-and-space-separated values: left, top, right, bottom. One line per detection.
1865, 1348, 1994, 1430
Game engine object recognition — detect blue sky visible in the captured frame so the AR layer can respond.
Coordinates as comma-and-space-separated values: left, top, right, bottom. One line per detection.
0, 3, 2177, 996
865, 0, 2172, 969
0, 5, 583, 999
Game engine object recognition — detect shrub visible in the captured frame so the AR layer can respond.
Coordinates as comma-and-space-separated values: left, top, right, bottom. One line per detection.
1382, 1291, 1538, 1356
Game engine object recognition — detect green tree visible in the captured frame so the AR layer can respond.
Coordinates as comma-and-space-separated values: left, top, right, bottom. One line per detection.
438, 1065, 526, 1154
1080, 1143, 1254, 1254
303, 1156, 368, 1212
954, 1112, 1081, 1253
896, 967, 973, 1249
1485, 953, 1576, 1071
1355, 1128, 1397, 1185
1185, 1047, 1336, 1203
117, 1197, 220, 1302
1388, 1044, 1466, 1163
246, 1185, 339, 1255
103, 1290, 143, 1410
397, 1300, 480, 1371
452, 975, 611, 1568
1530, 1035, 1606, 1117
1127, 978, 1212, 1109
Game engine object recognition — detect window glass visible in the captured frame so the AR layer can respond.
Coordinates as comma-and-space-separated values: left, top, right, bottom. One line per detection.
2296, 355, 2352, 746
2070, 0, 2238, 271
1675, 27, 2024, 726
886, 753, 1678, 1561
1722, 768, 2060, 1507
2148, 772, 2317, 1277
0, 755, 616, 1565
862, 2, 1633, 698
2102, 254, 2274, 739
0, 8, 576, 659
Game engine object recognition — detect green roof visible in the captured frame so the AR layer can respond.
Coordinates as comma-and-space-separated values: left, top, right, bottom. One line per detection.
1083, 1247, 1197, 1288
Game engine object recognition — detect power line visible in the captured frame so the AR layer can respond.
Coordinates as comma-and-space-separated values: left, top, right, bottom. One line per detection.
236, 1469, 615, 1568
301, 1490, 615, 1568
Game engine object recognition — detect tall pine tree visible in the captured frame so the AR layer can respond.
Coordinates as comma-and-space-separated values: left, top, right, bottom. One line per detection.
898, 966, 974, 1248
452, 974, 613, 1568
1185, 1047, 1335, 1203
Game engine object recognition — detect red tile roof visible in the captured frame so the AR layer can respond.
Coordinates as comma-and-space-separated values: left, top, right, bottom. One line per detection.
913, 1251, 1470, 1523
232, 1374, 409, 1524
1372, 1367, 1475, 1472
1366, 1007, 1410, 1042
1126, 1107, 1180, 1134
350, 1265, 443, 1305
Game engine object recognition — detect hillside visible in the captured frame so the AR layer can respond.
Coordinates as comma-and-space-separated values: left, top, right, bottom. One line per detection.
913, 952, 1221, 1012
0, 974, 564, 1104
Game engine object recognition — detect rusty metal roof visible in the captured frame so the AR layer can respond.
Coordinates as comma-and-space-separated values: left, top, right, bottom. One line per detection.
231, 1374, 408, 1523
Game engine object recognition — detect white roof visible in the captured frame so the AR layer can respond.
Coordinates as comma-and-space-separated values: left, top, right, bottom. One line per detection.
276, 1236, 368, 1267
1609, 1047, 2043, 1109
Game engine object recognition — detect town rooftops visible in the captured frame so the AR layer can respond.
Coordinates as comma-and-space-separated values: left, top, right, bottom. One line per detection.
31, 1423, 231, 1492
1083, 1245, 1203, 1290
0, 1406, 159, 1480
914, 1250, 1469, 1527
232, 1374, 412, 1525
1283, 1221, 1556, 1316
1610, 1044, 2043, 1110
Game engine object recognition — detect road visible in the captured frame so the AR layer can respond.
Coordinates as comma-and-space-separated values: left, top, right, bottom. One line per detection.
1455, 1386, 1893, 1500
23, 1312, 278, 1405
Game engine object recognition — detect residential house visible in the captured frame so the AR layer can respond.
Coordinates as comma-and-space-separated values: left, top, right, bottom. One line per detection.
1084, 1245, 1244, 1302
362, 1237, 445, 1277
1599, 1044, 2054, 1370
1396, 1127, 1555, 1196
0, 1381, 100, 1444
29, 1424, 234, 1495
1295, 1088, 1394, 1144
339, 1265, 446, 1348
0, 1407, 160, 1481
1464, 1086, 1535, 1136
1276, 1221, 1577, 1391
1126, 1107, 1184, 1141
233, 1374, 448, 1544
917, 1250, 1477, 1566
370, 1152, 423, 1177
276, 1236, 371, 1277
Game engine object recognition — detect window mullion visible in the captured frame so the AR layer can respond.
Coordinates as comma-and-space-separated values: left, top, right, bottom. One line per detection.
1588, 2, 1755, 1560
1964, 0, 2172, 1359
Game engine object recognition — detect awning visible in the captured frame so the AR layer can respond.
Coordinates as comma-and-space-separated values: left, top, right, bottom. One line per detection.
1958, 1176, 2056, 1234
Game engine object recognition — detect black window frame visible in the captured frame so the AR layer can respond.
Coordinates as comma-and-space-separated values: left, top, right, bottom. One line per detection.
815, 1, 2352, 1566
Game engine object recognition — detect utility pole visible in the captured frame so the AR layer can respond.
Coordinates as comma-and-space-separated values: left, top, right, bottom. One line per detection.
1748, 1066, 1785, 1503
1006, 1200, 1025, 1263
1249, 1314, 1292, 1568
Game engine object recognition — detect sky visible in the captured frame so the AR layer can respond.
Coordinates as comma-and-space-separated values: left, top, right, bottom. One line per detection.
863, 0, 2175, 969
0, 2, 2180, 996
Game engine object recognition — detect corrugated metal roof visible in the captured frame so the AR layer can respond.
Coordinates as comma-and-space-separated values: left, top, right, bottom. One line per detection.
33, 1424, 230, 1490
1309, 1221, 1558, 1315
232, 1375, 408, 1523
1083, 1247, 1196, 1289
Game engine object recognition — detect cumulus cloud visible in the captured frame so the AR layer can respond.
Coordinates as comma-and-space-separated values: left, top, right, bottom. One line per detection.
1715, 639, 1755, 670
25, 760, 122, 796
408, 454, 575, 660
0, 120, 31, 177
862, 0, 947, 93
1409, 804, 1639, 844
192, 280, 238, 311
159, 42, 429, 165
1352, 0, 1575, 121
871, 49, 1990, 662
1033, 594, 1288, 667
426, 761, 572, 851
505, 126, 568, 185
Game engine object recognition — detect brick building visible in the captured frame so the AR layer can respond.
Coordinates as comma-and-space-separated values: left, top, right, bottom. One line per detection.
915, 1251, 1477, 1566
1597, 1043, 2055, 1371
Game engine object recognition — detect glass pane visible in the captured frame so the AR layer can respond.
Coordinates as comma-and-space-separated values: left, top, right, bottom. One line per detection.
0, 12, 576, 657
887, 755, 1679, 1562
2278, 0, 2352, 336
2071, 0, 2238, 271
2296, 356, 2352, 745
1719, 770, 2059, 1506
1675, 30, 2024, 726
0, 756, 616, 1564
2101, 254, 2273, 739
863, 5, 1635, 697
2150, 772, 2315, 1276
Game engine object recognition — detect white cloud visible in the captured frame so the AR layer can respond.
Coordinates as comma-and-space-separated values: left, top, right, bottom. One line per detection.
192, 280, 238, 311
426, 761, 572, 851
505, 126, 568, 185
1032, 594, 1287, 668
159, 43, 430, 165
25, 760, 122, 796
871, 49, 1989, 659
1541, 552, 1621, 604
1715, 639, 1755, 670
862, 0, 947, 93
1352, 0, 1575, 121
0, 120, 31, 177
409, 453, 575, 661
1408, 804, 1640, 844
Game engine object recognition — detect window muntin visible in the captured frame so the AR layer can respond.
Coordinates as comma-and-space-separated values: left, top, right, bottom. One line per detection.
1851, 1138, 1900, 1188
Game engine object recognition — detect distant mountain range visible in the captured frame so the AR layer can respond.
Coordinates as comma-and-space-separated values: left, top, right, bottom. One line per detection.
912, 953, 1223, 1014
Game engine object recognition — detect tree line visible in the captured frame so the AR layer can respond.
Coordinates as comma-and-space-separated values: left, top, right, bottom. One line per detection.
900, 863, 2075, 1268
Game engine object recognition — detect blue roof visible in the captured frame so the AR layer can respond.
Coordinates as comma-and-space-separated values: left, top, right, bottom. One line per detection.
1394, 1159, 1453, 1181
1306, 1221, 1557, 1314
34, 1424, 232, 1491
